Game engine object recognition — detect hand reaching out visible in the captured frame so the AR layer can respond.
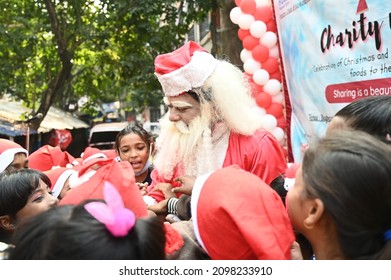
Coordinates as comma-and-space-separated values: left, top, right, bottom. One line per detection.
173, 175, 196, 196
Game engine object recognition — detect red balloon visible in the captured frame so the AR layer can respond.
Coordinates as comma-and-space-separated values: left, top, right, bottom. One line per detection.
235, 0, 242, 6
252, 44, 269, 62
266, 20, 277, 32
240, 0, 256, 14
262, 57, 279, 74
255, 92, 272, 108
270, 70, 282, 82
238, 28, 251, 41
243, 35, 260, 50
266, 102, 284, 118
254, 6, 273, 22
49, 129, 73, 150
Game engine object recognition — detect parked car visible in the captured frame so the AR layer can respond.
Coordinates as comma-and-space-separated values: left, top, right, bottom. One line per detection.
88, 122, 129, 150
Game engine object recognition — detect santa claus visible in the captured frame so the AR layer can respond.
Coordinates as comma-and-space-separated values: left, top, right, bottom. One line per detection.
145, 41, 287, 207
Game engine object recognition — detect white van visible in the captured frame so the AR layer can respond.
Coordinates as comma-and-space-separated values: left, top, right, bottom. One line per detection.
142, 121, 161, 137
88, 122, 128, 150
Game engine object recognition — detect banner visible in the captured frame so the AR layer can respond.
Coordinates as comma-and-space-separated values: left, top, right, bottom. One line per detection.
274, 0, 391, 161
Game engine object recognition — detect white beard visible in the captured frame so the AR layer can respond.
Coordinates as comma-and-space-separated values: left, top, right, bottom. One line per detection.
154, 112, 219, 180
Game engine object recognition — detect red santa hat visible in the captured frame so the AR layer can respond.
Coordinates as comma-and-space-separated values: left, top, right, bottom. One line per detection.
191, 165, 295, 260
154, 41, 218, 96
81, 147, 107, 164
0, 139, 28, 172
29, 145, 76, 171
44, 167, 78, 198
356, 0, 368, 14
102, 149, 119, 160
59, 158, 148, 218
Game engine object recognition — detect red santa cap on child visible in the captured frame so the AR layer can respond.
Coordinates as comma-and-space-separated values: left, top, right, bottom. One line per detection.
44, 167, 78, 198
154, 41, 218, 96
81, 147, 108, 164
60, 158, 148, 218
191, 165, 295, 260
0, 139, 28, 172
102, 149, 118, 160
29, 145, 76, 171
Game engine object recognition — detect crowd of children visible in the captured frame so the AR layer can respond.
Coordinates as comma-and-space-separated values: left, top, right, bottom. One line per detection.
0, 41, 390, 260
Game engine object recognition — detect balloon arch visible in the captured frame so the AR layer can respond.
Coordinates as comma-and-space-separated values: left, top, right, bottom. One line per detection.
230, 0, 288, 153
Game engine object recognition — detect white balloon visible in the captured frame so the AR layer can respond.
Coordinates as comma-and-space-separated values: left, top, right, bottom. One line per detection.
243, 58, 261, 74
229, 7, 243, 25
255, 0, 269, 7
249, 21, 267, 38
269, 45, 280, 58
271, 126, 285, 144
257, 107, 266, 115
260, 31, 278, 48
272, 92, 284, 103
261, 114, 278, 131
263, 79, 281, 96
252, 69, 270, 86
240, 48, 253, 63
238, 14, 255, 30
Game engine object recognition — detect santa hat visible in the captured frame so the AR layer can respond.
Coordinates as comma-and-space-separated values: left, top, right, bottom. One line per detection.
59, 158, 148, 218
0, 139, 28, 172
356, 0, 368, 14
102, 149, 119, 160
44, 167, 78, 198
81, 147, 108, 164
284, 162, 301, 191
154, 41, 218, 97
191, 165, 295, 260
29, 145, 76, 171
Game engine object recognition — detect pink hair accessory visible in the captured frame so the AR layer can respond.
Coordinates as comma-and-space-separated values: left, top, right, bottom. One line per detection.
84, 181, 136, 237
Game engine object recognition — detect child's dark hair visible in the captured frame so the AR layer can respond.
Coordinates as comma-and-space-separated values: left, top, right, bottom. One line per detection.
0, 169, 51, 218
8, 201, 166, 260
334, 95, 391, 144
303, 130, 391, 259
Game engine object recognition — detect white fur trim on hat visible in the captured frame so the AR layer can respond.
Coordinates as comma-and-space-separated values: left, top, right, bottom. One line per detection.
82, 153, 107, 164
0, 147, 28, 172
68, 169, 96, 189
155, 51, 218, 96
190, 171, 213, 254
51, 169, 77, 198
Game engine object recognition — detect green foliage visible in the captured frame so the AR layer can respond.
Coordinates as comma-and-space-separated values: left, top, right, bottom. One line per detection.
0, 0, 214, 114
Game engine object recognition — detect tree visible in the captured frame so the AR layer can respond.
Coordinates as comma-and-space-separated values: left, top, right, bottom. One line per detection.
211, 0, 242, 66
0, 0, 218, 131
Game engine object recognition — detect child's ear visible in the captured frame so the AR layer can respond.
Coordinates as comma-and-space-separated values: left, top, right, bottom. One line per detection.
0, 215, 15, 231
303, 198, 324, 229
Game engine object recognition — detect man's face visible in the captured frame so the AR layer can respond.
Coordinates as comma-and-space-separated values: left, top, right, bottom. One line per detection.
165, 92, 201, 127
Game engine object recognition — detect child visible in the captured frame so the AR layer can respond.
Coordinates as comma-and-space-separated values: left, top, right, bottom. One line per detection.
286, 130, 391, 259
0, 169, 58, 244
0, 139, 28, 172
327, 95, 391, 144
8, 182, 166, 260
191, 165, 295, 260
114, 123, 155, 195
44, 167, 78, 199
